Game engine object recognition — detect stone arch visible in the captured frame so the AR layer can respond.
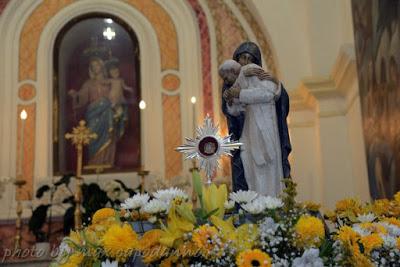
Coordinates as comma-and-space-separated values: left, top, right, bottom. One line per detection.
0, 0, 205, 200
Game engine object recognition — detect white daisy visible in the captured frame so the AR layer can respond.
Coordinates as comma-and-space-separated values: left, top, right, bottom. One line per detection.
142, 199, 168, 214
241, 199, 267, 214
258, 195, 284, 210
153, 187, 188, 203
121, 193, 150, 210
357, 213, 376, 223
229, 190, 258, 204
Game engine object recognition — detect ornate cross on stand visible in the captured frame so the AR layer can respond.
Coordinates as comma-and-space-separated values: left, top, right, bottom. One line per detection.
65, 120, 97, 229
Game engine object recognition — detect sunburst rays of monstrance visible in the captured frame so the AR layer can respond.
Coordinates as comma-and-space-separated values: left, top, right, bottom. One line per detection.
176, 115, 242, 184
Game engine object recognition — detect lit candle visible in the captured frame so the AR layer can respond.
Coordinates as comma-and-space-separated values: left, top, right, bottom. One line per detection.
191, 96, 197, 137
139, 100, 146, 110
19, 109, 27, 177
138, 100, 146, 183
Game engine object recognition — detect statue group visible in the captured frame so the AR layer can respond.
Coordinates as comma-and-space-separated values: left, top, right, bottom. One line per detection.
220, 42, 292, 197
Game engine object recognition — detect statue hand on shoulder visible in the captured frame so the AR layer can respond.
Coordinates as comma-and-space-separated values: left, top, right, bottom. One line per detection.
243, 67, 278, 84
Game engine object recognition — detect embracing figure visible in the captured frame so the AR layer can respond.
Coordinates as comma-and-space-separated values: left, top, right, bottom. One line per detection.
220, 42, 292, 196
220, 60, 283, 196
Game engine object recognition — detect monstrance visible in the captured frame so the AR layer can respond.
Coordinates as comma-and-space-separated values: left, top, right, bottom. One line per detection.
176, 115, 242, 184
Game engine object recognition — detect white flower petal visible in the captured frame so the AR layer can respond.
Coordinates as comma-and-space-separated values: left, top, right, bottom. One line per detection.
121, 193, 150, 210
229, 190, 258, 204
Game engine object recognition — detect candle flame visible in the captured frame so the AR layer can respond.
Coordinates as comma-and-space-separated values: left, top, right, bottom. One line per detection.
139, 100, 146, 110
191, 96, 197, 104
20, 109, 27, 120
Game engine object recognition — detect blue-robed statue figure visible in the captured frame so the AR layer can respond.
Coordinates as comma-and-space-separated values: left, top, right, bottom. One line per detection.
69, 57, 129, 166
222, 42, 292, 192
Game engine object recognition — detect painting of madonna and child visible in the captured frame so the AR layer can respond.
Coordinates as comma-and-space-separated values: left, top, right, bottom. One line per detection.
53, 16, 141, 175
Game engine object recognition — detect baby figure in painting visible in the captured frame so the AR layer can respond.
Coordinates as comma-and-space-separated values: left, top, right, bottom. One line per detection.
105, 64, 133, 108
220, 59, 283, 197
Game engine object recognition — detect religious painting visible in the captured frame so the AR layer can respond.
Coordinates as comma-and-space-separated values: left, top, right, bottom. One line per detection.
53, 14, 141, 175
352, 0, 400, 199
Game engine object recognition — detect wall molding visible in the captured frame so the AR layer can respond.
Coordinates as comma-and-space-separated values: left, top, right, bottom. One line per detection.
290, 44, 358, 118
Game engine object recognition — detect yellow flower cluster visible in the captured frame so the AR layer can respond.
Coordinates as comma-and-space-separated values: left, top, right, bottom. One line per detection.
302, 201, 321, 212
337, 226, 360, 245
192, 225, 222, 258
92, 207, 115, 224
138, 229, 169, 264
102, 223, 138, 262
294, 215, 325, 248
360, 233, 383, 254
336, 225, 380, 266
236, 249, 272, 267
58, 252, 84, 267
395, 191, 400, 203
335, 198, 362, 214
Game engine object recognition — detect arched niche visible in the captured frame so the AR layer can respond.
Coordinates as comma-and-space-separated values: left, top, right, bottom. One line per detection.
53, 14, 142, 175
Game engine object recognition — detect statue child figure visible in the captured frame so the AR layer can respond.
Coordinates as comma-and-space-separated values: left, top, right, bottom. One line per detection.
220, 59, 283, 197
105, 65, 133, 108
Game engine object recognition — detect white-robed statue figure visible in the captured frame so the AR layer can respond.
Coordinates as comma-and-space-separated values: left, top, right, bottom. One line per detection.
219, 60, 283, 197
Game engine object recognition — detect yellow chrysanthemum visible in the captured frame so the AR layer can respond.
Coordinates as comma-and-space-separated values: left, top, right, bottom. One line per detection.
159, 256, 178, 267
303, 201, 321, 212
236, 249, 272, 267
176, 241, 199, 258
294, 215, 325, 248
102, 223, 138, 262
335, 198, 362, 214
59, 252, 84, 267
353, 249, 374, 267
323, 210, 336, 222
394, 191, 400, 203
141, 244, 170, 264
372, 199, 390, 216
336, 226, 360, 245
192, 225, 221, 258
138, 229, 163, 251
360, 233, 383, 254
92, 208, 116, 224
383, 217, 400, 227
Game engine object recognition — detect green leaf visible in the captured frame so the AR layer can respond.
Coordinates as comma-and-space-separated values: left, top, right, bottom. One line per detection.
194, 208, 206, 218
319, 239, 333, 257
202, 208, 219, 220
93, 260, 101, 267
192, 170, 204, 206
114, 210, 121, 223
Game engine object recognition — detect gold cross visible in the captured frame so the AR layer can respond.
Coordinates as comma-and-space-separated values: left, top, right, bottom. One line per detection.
65, 120, 97, 229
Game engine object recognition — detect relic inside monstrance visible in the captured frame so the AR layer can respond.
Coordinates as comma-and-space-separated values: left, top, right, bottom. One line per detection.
176, 115, 242, 184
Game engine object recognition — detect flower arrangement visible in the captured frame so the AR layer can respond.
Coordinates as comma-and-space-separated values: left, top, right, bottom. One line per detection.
51, 173, 400, 267
29, 175, 140, 243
